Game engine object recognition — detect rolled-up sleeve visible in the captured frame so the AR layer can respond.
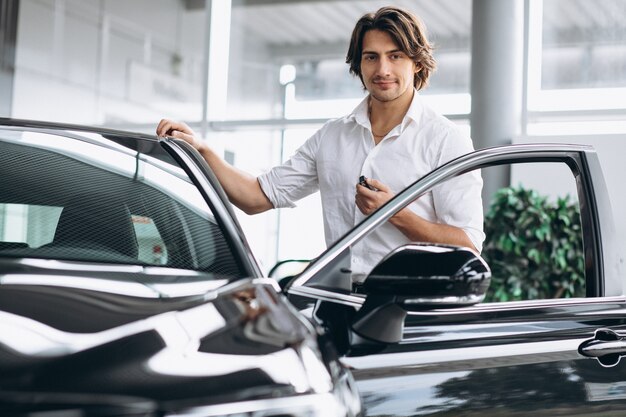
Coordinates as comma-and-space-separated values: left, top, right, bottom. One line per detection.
432, 129, 486, 252
257, 132, 321, 209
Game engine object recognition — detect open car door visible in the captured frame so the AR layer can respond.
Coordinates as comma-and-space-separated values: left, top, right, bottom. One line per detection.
288, 144, 626, 416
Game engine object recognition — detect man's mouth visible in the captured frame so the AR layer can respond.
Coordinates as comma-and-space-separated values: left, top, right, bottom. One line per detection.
373, 79, 396, 88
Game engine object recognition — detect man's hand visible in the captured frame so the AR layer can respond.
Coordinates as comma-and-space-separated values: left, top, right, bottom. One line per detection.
156, 119, 204, 151
355, 178, 394, 215
356, 178, 477, 252
156, 119, 273, 215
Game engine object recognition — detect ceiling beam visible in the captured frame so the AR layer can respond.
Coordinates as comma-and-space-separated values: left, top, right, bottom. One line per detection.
269, 36, 471, 62
185, 0, 350, 10
269, 41, 347, 62
233, 0, 351, 6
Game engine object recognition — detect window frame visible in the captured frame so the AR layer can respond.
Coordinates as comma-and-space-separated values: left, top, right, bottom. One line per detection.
288, 144, 619, 307
524, 0, 626, 134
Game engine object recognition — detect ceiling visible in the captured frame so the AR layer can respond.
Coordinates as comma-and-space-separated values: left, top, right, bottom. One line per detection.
231, 0, 471, 47
186, 0, 625, 54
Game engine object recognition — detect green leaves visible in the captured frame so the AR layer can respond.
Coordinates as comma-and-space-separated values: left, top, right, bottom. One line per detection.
482, 185, 585, 302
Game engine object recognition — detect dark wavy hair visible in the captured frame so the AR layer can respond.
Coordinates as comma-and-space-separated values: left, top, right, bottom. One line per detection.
346, 6, 436, 91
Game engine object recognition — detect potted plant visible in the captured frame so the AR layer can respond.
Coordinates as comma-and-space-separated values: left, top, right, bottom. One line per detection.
482, 186, 585, 302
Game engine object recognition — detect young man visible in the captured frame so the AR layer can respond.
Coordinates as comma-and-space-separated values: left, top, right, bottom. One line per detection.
156, 6, 484, 281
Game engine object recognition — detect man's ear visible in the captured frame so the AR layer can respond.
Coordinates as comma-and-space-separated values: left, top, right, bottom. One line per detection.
414, 64, 422, 74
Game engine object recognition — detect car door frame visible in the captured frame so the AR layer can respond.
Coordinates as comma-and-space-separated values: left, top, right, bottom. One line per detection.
285, 143, 626, 415
153, 137, 264, 279
288, 143, 622, 303
343, 294, 626, 416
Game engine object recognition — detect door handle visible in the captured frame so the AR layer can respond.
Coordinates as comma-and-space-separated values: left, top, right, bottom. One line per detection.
579, 328, 626, 367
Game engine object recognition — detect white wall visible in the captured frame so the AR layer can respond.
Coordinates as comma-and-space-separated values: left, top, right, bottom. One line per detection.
12, 0, 200, 124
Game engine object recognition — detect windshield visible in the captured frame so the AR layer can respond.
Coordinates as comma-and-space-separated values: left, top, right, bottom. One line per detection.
0, 128, 244, 279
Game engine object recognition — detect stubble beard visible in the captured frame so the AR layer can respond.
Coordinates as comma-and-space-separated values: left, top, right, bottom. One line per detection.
368, 82, 411, 104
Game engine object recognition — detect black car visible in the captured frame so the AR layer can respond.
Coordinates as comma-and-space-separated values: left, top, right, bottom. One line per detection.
0, 118, 625, 417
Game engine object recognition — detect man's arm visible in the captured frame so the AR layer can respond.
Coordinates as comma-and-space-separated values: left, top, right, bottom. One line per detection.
156, 119, 273, 215
387, 206, 477, 251
355, 178, 477, 251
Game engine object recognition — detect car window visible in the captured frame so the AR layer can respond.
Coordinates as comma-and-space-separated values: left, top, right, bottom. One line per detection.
0, 203, 62, 249
288, 145, 612, 321
355, 160, 585, 303
357, 161, 585, 303
131, 214, 168, 266
0, 130, 245, 279
480, 162, 584, 302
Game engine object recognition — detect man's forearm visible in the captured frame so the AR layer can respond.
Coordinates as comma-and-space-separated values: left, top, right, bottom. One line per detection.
389, 208, 477, 252
197, 145, 273, 215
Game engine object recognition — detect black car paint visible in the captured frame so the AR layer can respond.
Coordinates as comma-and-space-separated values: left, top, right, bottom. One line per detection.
0, 260, 352, 415
0, 122, 359, 416
306, 296, 626, 416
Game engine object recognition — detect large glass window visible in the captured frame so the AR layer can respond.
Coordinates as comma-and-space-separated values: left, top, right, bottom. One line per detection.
224, 0, 472, 270
541, 0, 626, 91
227, 0, 472, 121
527, 0, 626, 135
13, 0, 205, 125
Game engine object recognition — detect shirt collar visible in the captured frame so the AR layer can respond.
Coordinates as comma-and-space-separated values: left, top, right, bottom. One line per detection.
348, 89, 424, 133
349, 95, 371, 129
403, 88, 424, 129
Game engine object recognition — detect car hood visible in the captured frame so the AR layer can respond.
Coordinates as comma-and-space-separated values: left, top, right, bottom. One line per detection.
0, 266, 346, 415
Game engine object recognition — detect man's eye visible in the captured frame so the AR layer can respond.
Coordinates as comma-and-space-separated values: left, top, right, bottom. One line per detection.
363, 55, 376, 61
391, 54, 402, 60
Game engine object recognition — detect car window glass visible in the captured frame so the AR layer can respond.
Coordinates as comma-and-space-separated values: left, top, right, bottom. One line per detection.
131, 214, 168, 266
344, 161, 585, 303
481, 162, 583, 302
0, 203, 62, 249
0, 130, 245, 279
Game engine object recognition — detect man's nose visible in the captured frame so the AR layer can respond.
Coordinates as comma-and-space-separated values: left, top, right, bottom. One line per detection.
375, 57, 391, 75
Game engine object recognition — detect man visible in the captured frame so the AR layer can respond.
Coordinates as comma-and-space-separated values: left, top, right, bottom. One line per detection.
156, 6, 484, 282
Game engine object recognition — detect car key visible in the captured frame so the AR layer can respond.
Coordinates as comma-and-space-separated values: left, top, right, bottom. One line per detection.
359, 175, 377, 191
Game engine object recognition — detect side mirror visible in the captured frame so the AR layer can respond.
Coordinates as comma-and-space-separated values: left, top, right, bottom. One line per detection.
351, 243, 491, 344
362, 243, 491, 307
268, 259, 311, 290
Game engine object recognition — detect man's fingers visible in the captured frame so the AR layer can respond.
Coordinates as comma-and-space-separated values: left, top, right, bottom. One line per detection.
157, 120, 178, 137
368, 178, 389, 192
356, 183, 375, 195
355, 198, 366, 214
156, 119, 194, 137
156, 119, 177, 136
171, 130, 190, 141
356, 178, 393, 216
156, 118, 202, 151
171, 130, 195, 145
156, 119, 167, 136
355, 194, 373, 215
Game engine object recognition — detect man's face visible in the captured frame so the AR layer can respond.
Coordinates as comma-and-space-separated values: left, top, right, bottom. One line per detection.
360, 29, 418, 104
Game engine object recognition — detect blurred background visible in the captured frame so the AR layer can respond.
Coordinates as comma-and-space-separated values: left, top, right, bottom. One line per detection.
1, 0, 625, 273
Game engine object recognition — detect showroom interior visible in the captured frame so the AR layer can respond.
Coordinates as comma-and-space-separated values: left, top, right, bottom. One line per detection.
0, 0, 625, 273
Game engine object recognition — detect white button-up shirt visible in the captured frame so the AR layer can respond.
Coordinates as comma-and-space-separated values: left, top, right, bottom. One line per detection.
258, 91, 484, 280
